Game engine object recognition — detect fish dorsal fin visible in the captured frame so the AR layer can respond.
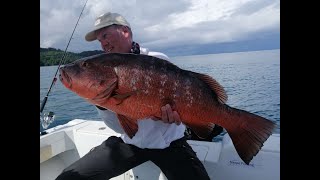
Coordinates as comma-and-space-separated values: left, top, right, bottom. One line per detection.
192, 72, 228, 104
116, 114, 138, 138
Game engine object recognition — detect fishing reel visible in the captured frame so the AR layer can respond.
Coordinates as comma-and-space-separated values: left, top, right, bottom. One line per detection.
40, 111, 55, 129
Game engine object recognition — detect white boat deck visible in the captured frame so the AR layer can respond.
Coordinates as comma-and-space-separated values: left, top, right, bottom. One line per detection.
40, 119, 280, 180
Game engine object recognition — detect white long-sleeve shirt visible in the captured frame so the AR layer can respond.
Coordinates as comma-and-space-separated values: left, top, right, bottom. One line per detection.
96, 47, 186, 149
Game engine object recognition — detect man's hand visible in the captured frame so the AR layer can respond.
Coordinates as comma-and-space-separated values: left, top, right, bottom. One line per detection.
151, 104, 181, 125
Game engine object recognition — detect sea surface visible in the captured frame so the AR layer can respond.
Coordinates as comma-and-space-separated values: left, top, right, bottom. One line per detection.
40, 49, 280, 135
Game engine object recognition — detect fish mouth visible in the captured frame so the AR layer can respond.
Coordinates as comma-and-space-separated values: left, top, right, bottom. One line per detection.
59, 68, 72, 88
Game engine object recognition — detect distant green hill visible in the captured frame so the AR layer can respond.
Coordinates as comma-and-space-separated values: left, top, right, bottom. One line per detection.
40, 47, 104, 66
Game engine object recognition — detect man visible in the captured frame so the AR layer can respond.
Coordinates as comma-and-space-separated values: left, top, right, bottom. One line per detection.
56, 12, 212, 180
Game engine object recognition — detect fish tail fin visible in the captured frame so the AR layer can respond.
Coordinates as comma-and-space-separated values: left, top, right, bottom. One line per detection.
220, 105, 276, 165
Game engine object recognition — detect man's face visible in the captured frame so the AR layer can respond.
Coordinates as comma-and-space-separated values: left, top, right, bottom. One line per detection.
96, 25, 132, 53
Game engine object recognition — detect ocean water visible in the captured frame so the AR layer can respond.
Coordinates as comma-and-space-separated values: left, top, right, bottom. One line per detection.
40, 49, 280, 134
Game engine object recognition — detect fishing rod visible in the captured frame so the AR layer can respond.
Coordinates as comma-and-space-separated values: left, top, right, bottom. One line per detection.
40, 0, 89, 132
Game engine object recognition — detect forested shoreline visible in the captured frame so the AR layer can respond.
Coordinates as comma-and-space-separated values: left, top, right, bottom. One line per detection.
40, 47, 104, 66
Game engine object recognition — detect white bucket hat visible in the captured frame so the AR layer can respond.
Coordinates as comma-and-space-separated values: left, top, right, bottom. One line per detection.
85, 12, 131, 42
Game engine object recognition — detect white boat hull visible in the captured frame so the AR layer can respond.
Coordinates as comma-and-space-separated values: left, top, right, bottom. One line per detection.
40, 119, 280, 180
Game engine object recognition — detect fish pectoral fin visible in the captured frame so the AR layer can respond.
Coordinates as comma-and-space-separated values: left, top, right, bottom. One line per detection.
116, 114, 138, 138
92, 78, 118, 101
186, 122, 216, 139
111, 90, 141, 105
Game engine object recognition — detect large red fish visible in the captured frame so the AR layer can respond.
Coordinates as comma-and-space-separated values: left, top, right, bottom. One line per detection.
59, 53, 275, 165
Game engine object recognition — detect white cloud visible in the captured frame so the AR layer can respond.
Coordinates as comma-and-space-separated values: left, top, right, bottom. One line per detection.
40, 0, 279, 53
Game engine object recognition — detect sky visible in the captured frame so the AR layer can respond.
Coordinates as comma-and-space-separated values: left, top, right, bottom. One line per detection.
40, 0, 280, 57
